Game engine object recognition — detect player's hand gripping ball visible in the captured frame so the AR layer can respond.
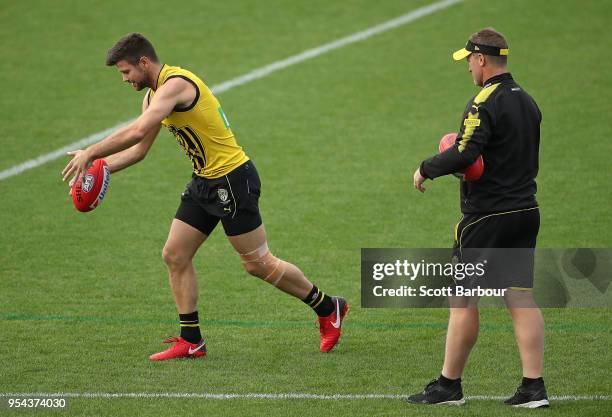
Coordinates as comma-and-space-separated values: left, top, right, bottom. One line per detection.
438, 133, 484, 181
71, 159, 110, 212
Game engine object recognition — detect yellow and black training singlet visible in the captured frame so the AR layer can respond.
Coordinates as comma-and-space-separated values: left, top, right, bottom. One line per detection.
148, 64, 249, 179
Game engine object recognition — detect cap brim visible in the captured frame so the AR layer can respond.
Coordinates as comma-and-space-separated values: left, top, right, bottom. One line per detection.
452, 48, 471, 61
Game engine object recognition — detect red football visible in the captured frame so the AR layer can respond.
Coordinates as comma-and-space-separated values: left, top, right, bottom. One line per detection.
438, 132, 484, 181
71, 159, 110, 212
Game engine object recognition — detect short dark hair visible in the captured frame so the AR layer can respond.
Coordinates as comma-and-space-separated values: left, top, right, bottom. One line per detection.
470, 27, 508, 66
106, 33, 159, 66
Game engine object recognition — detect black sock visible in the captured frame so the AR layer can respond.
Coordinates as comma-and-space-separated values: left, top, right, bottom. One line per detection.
179, 311, 202, 344
522, 377, 544, 387
303, 285, 334, 317
439, 374, 461, 387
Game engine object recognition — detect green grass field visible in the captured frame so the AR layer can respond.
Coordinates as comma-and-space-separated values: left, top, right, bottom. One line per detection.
1, 0, 611, 416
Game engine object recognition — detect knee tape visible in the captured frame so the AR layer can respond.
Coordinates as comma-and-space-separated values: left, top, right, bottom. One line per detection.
240, 243, 287, 286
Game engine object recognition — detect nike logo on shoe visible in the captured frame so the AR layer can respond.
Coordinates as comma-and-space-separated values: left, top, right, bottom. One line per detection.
188, 341, 206, 355
331, 299, 342, 328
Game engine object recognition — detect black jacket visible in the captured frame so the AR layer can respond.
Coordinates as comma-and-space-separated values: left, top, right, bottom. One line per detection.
420, 73, 541, 213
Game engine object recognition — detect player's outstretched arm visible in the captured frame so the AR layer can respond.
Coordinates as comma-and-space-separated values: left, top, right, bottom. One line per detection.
103, 124, 161, 174
61, 78, 188, 182
104, 93, 161, 174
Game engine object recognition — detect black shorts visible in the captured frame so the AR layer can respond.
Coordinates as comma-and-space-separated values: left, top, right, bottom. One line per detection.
452, 207, 540, 289
175, 161, 262, 236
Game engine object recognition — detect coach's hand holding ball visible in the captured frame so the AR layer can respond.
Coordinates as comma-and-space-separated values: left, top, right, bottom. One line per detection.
413, 132, 484, 193
438, 133, 484, 181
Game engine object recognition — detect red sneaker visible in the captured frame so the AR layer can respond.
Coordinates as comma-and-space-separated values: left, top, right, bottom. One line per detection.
149, 336, 207, 361
318, 297, 349, 352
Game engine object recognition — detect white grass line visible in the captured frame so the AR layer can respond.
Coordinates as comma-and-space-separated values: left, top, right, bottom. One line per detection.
0, 0, 462, 182
0, 121, 133, 182
0, 392, 610, 401
209, 0, 462, 95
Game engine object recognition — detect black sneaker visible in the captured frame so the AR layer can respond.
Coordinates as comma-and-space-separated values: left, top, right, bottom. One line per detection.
406, 378, 465, 405
504, 382, 550, 408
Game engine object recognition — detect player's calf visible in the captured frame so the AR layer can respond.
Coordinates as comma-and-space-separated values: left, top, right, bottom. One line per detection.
239, 243, 349, 352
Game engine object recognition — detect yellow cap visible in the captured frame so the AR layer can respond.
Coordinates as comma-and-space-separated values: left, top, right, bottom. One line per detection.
452, 48, 472, 61
452, 40, 509, 61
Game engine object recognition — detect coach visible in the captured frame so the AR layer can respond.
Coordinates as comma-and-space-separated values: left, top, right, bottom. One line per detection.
408, 28, 549, 408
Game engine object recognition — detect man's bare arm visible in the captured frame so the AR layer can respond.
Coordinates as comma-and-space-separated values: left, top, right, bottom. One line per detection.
61, 78, 192, 181
104, 93, 161, 174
